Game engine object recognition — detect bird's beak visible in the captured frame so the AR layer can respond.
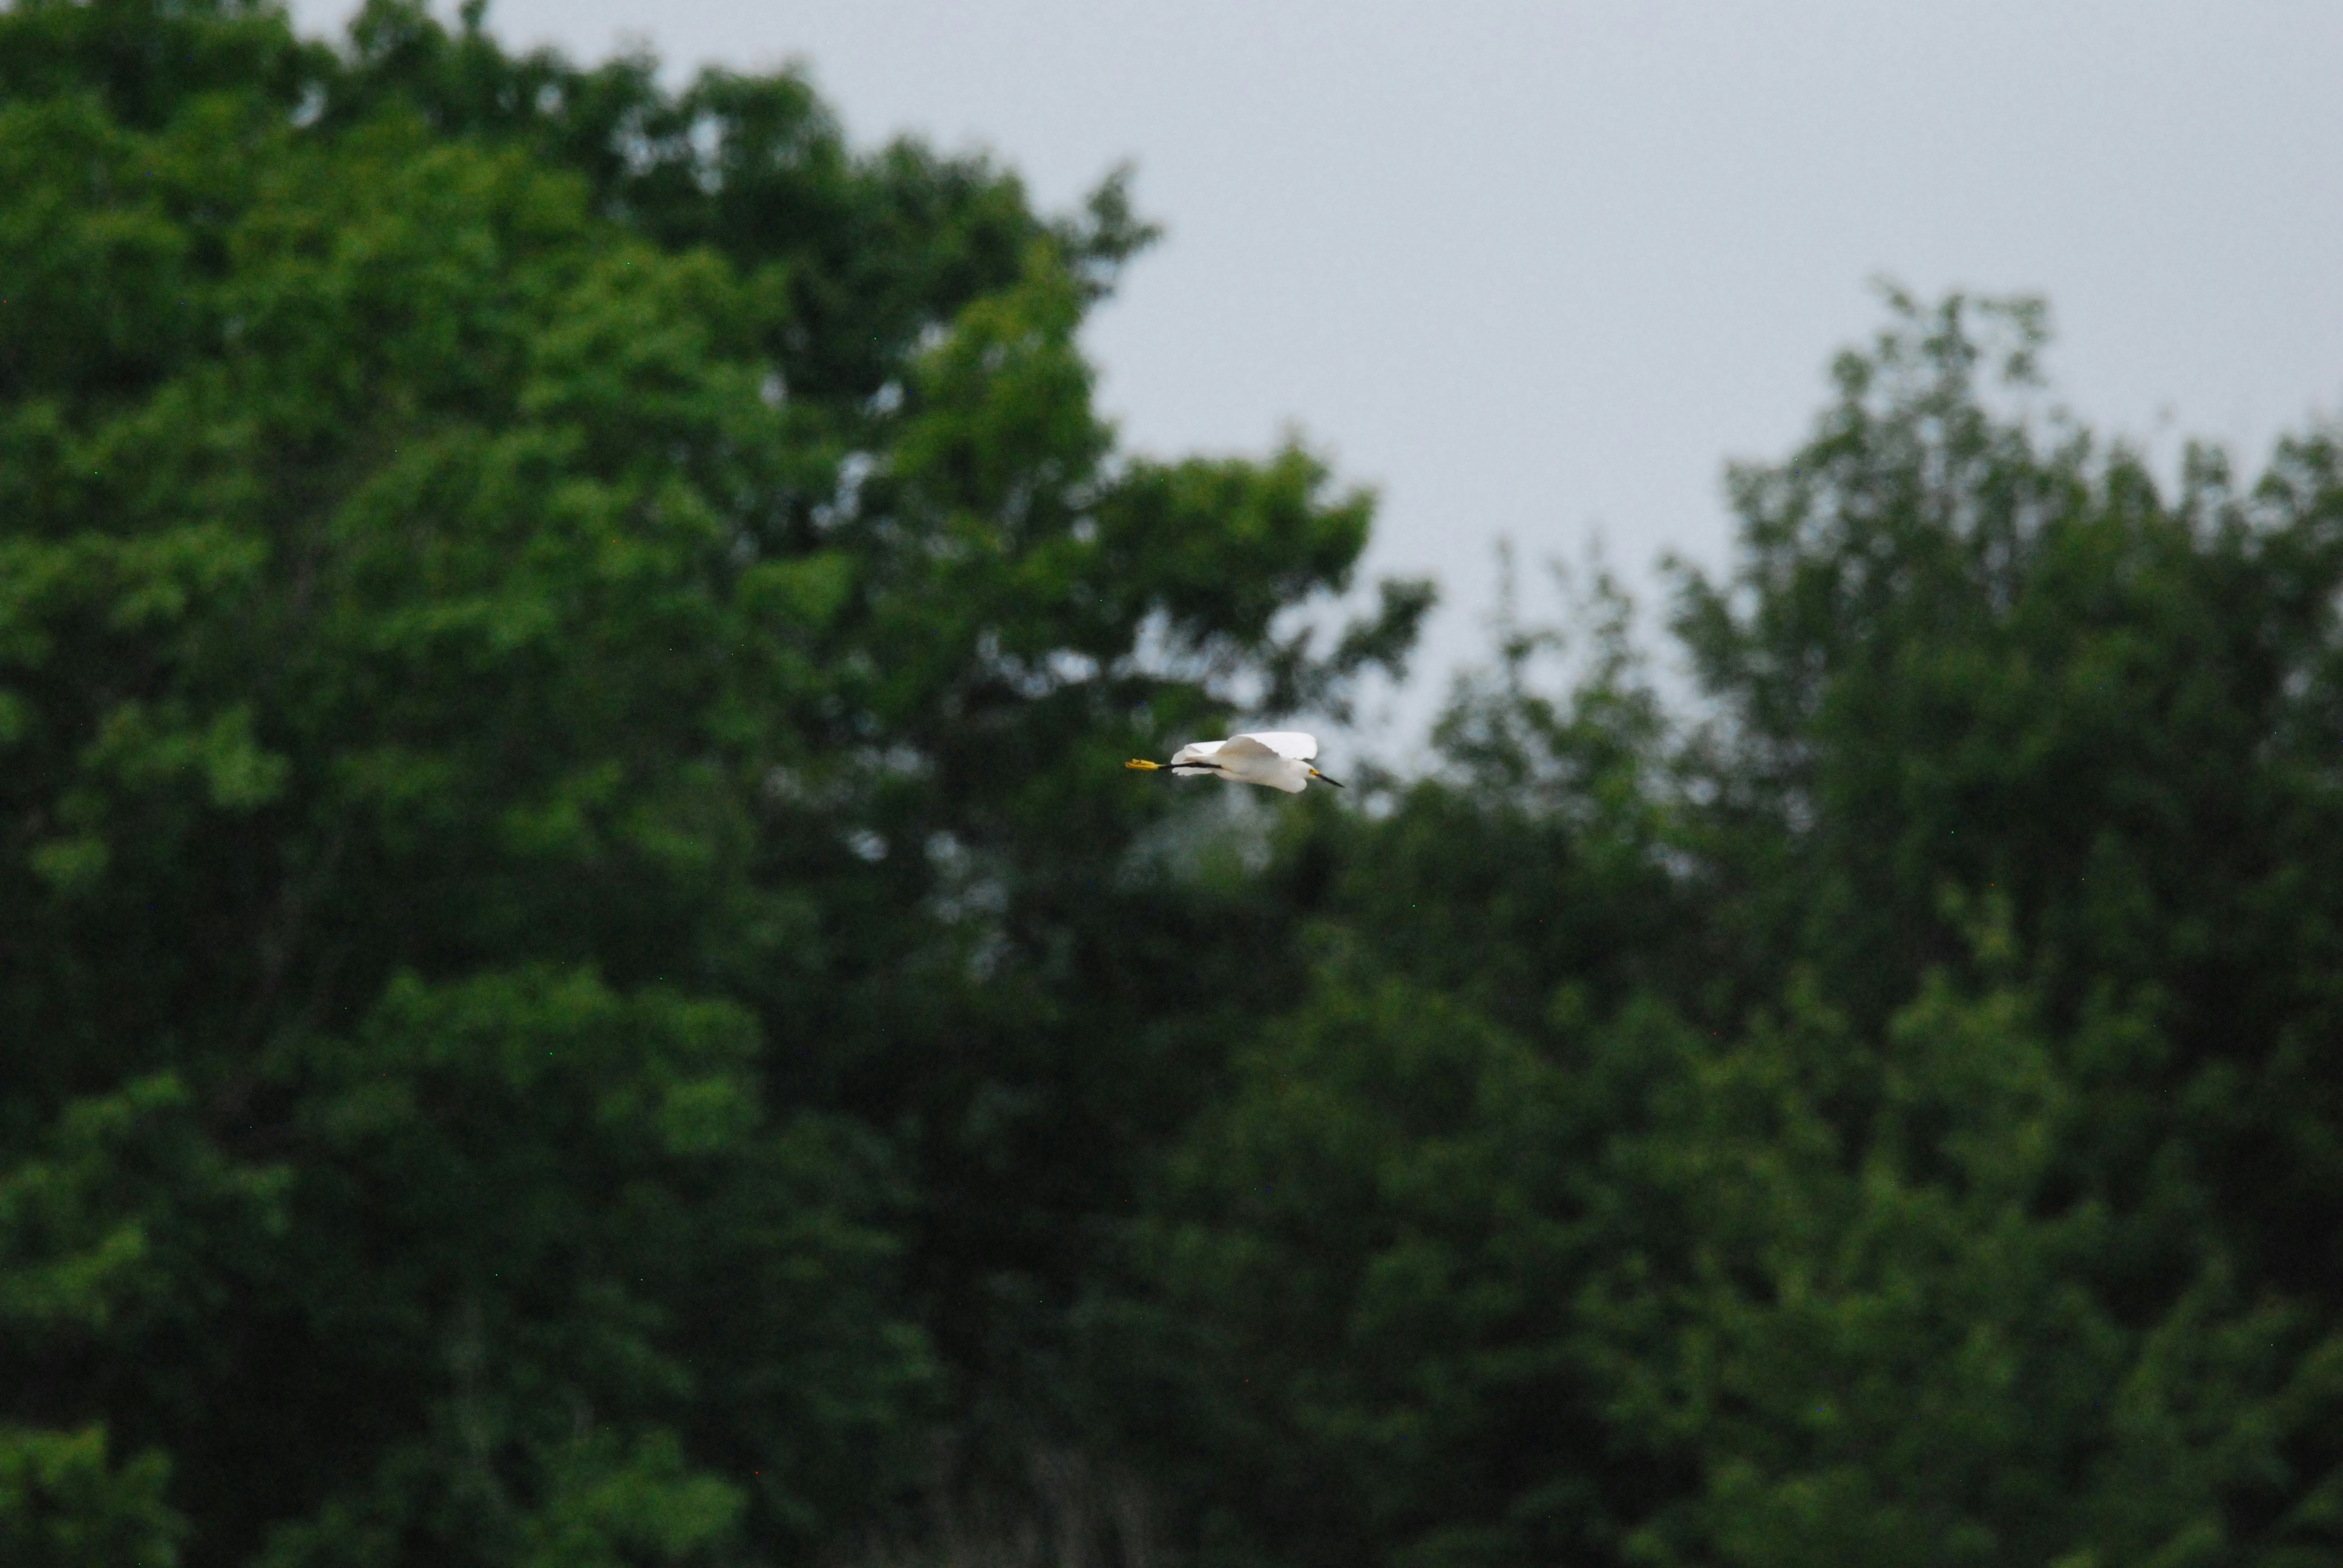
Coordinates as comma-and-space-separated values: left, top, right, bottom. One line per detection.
1125, 758, 1163, 771
1310, 768, 1345, 789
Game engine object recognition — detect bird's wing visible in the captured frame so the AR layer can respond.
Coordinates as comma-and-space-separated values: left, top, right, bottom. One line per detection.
1168, 739, 1226, 768
1213, 735, 1283, 764
1236, 730, 1318, 761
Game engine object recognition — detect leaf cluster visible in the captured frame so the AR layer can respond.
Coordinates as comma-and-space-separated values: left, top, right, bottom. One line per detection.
1097, 295, 2343, 1567
0, 2, 1412, 1561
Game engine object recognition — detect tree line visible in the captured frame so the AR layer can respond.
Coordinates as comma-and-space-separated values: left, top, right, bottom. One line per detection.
5, 2, 2342, 1563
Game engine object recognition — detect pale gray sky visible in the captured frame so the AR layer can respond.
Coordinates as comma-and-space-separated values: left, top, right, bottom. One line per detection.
292, 0, 2343, 734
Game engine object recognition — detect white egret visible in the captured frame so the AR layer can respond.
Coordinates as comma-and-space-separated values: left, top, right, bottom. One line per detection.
1125, 731, 1343, 794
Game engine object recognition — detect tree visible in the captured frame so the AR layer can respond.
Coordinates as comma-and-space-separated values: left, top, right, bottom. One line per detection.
1, 1, 1423, 1560
1098, 295, 2343, 1566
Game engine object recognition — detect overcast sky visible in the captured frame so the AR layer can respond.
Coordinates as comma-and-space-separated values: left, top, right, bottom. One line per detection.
291, 0, 2343, 736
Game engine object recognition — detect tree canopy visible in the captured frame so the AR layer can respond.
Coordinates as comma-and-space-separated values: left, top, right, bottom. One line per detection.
5, 3, 2343, 1566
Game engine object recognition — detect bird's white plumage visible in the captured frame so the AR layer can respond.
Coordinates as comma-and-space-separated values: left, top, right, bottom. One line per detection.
1241, 731, 1319, 761
1167, 740, 1225, 768
1155, 731, 1331, 793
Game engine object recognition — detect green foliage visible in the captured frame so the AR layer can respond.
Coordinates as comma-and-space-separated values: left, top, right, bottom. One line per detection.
1, 1, 1412, 1561
1093, 293, 2343, 1567
0, 1423, 184, 1567
1103, 966, 1634, 1567
1588, 972, 2305, 1568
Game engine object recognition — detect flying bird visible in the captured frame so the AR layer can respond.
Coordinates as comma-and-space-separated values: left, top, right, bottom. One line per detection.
1125, 731, 1343, 794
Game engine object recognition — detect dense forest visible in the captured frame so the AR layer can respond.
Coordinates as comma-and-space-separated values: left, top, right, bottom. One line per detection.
6, 1, 2343, 1564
